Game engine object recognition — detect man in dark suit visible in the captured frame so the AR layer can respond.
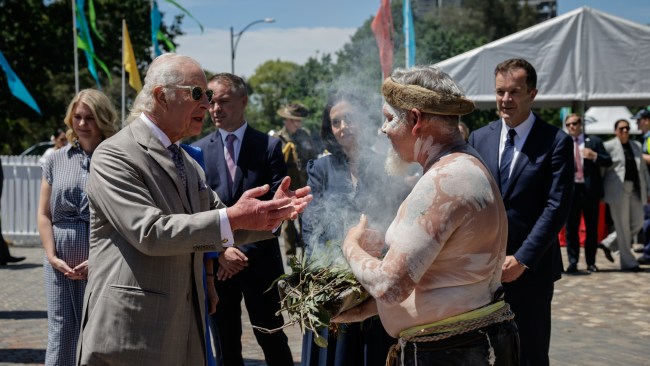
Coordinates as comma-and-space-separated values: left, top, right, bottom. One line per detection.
193, 73, 293, 366
468, 58, 574, 366
564, 113, 612, 273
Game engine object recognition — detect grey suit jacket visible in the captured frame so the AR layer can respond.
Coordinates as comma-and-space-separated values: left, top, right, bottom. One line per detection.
603, 138, 650, 204
77, 118, 271, 366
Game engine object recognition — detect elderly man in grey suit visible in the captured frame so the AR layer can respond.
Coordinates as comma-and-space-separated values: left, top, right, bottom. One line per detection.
76, 54, 312, 366
602, 119, 650, 272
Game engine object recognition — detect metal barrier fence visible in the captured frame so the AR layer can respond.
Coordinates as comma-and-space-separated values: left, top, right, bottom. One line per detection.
1, 155, 42, 246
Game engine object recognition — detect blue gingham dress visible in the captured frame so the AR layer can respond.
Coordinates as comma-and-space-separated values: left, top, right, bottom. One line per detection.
42, 144, 91, 366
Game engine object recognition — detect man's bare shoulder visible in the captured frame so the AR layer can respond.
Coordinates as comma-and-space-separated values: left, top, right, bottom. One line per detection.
418, 153, 497, 210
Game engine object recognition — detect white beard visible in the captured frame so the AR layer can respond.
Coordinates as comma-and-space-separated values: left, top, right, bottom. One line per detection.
384, 145, 412, 177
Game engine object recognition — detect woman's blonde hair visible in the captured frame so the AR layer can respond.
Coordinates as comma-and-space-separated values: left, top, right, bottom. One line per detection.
63, 89, 118, 143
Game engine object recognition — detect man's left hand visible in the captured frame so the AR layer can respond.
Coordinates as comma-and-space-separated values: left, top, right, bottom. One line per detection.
273, 176, 312, 220
501, 255, 526, 283
331, 297, 378, 323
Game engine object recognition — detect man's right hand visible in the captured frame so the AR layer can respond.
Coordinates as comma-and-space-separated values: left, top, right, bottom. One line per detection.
226, 184, 294, 231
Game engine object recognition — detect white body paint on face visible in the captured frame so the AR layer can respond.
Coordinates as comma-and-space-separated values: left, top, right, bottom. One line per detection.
382, 103, 404, 132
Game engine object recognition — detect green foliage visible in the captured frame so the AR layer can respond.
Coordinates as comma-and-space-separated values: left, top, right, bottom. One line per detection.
0, 0, 182, 155
243, 0, 544, 135
246, 60, 301, 133
262, 241, 368, 347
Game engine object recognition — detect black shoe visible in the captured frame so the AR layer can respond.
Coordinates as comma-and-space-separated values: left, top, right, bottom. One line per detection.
622, 266, 644, 273
598, 243, 614, 263
587, 265, 599, 273
633, 247, 644, 253
0, 256, 25, 265
637, 257, 650, 265
565, 264, 578, 274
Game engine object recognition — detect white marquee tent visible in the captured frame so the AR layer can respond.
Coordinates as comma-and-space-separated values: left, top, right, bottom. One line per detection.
582, 106, 637, 135
434, 7, 650, 109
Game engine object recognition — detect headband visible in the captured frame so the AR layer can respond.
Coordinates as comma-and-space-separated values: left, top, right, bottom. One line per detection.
381, 77, 475, 116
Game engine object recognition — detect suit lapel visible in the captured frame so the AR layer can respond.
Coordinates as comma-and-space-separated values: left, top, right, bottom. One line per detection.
131, 119, 192, 213
210, 131, 232, 202
233, 127, 254, 196
485, 122, 502, 186
184, 150, 200, 213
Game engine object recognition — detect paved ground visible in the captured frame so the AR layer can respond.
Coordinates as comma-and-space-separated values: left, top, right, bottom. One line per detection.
1, 243, 649, 365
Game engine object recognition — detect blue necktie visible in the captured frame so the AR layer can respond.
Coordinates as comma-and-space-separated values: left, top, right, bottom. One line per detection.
167, 144, 187, 189
499, 129, 517, 192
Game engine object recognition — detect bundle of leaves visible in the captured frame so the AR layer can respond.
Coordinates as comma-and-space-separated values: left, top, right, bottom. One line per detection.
258, 240, 369, 347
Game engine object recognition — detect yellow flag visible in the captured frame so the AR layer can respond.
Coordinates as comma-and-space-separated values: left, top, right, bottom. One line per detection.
123, 21, 142, 93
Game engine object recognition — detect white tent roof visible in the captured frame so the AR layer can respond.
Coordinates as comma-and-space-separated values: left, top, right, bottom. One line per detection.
435, 7, 650, 109
582, 106, 638, 135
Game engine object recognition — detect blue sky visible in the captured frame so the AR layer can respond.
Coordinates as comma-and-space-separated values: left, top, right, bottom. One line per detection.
158, 0, 649, 77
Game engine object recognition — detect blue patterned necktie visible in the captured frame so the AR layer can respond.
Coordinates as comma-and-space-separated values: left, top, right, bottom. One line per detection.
167, 144, 187, 189
499, 128, 517, 192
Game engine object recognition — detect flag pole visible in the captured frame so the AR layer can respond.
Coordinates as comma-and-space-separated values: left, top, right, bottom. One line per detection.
121, 19, 126, 127
72, 0, 79, 93
150, 0, 155, 61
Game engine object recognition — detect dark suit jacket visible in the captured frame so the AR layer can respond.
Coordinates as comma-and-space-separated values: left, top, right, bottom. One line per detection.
468, 115, 574, 285
192, 126, 286, 258
580, 135, 612, 199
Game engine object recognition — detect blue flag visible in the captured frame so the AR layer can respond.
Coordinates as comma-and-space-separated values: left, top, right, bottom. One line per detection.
151, 1, 163, 57
76, 0, 100, 86
0, 49, 42, 115
403, 0, 416, 68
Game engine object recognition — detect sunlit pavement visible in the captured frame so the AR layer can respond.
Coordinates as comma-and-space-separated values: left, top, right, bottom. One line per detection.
1, 242, 648, 365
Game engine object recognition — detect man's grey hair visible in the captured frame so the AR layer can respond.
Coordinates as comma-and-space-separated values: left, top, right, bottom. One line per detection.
126, 54, 202, 123
389, 65, 465, 126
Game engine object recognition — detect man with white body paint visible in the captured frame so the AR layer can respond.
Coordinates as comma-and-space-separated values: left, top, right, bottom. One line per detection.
334, 66, 519, 365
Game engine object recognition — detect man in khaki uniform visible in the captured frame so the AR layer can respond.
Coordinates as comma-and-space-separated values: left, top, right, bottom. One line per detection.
275, 103, 318, 260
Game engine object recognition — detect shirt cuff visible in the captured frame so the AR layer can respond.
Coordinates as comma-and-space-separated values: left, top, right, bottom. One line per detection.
218, 208, 234, 247
515, 256, 529, 270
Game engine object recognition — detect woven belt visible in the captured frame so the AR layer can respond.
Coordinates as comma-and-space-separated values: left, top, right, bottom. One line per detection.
385, 302, 515, 366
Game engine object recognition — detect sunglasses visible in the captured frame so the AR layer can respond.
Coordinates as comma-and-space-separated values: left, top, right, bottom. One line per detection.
618, 126, 630, 132
168, 85, 213, 102
565, 121, 580, 127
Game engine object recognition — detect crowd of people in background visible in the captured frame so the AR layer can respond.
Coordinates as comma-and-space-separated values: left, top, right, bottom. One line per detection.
1, 52, 649, 366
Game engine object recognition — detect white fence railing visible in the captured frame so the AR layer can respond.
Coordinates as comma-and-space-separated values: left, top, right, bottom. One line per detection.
1, 155, 42, 246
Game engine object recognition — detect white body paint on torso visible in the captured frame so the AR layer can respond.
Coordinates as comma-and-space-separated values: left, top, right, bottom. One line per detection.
345, 151, 508, 337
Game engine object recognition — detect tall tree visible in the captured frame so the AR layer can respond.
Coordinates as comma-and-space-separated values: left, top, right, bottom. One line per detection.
246, 60, 301, 133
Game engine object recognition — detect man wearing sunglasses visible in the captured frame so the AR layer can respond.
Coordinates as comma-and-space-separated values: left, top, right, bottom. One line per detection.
601, 119, 650, 272
563, 113, 612, 274
77, 54, 312, 366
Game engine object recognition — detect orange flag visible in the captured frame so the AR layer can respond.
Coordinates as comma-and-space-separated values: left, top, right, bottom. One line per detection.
123, 20, 142, 92
371, 0, 394, 79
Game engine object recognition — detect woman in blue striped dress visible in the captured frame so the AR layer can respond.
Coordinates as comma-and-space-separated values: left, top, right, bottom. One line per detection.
37, 89, 118, 366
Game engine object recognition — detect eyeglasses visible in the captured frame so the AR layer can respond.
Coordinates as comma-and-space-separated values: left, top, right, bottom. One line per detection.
565, 121, 580, 127
618, 126, 630, 132
167, 85, 213, 102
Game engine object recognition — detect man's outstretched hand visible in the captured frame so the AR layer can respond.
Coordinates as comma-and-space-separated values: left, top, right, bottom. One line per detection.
226, 177, 312, 231
273, 176, 312, 220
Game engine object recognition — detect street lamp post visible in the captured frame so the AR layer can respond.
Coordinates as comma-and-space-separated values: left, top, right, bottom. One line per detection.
230, 18, 275, 74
